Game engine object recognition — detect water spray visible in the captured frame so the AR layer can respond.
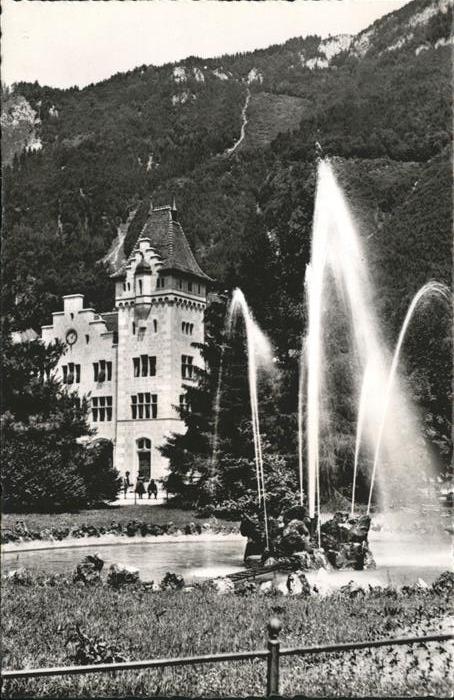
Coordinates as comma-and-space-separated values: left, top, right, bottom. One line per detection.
366, 281, 451, 514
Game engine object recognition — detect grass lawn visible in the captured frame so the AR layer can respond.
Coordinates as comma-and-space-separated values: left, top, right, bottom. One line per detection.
1, 505, 238, 535
1, 582, 451, 697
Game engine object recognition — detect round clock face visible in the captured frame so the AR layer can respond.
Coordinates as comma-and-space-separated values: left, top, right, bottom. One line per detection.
66, 329, 78, 346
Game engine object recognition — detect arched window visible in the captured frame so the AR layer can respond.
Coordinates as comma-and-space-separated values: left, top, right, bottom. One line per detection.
138, 279, 143, 295
153, 319, 158, 333
137, 437, 151, 480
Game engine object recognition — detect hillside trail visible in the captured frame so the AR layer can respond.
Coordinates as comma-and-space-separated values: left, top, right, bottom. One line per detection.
225, 88, 251, 156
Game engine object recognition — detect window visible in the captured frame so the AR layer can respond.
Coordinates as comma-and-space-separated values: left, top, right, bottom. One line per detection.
153, 319, 158, 333
133, 355, 156, 377
188, 281, 193, 292
179, 394, 191, 413
181, 355, 194, 379
62, 363, 81, 384
198, 284, 201, 294
113, 331, 118, 345
138, 279, 143, 295
137, 438, 151, 480
70, 313, 74, 320
93, 360, 112, 382
178, 278, 183, 290
131, 393, 158, 419
92, 396, 113, 422
156, 277, 166, 289
85, 334, 90, 344
182, 322, 193, 336
132, 322, 136, 335
123, 282, 126, 292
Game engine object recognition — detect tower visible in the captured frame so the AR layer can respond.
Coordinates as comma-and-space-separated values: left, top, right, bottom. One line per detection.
112, 202, 211, 482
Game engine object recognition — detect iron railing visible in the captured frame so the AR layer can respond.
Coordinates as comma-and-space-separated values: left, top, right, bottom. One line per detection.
1, 620, 451, 696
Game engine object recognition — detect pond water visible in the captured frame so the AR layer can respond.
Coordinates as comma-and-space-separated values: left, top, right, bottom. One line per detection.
2, 530, 452, 588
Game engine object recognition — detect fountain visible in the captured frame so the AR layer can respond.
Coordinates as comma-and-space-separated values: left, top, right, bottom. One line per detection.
226, 289, 274, 550
236, 159, 450, 572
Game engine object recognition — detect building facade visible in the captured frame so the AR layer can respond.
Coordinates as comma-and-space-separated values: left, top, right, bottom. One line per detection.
41, 203, 211, 484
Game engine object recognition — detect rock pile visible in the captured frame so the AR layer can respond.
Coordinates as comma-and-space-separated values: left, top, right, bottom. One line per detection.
240, 508, 375, 571
73, 554, 104, 585
107, 563, 140, 588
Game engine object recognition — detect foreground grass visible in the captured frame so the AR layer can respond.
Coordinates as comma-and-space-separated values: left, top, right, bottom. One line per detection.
2, 505, 238, 535
1, 581, 451, 697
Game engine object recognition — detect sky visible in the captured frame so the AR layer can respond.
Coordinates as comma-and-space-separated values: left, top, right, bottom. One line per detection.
2, 0, 411, 89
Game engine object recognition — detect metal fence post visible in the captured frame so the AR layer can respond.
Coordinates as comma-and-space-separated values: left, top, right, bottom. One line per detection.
266, 617, 282, 696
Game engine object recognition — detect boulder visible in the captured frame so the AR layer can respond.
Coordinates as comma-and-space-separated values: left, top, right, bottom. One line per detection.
312, 548, 331, 570
73, 554, 104, 585
363, 548, 376, 570
160, 572, 185, 591
274, 580, 289, 596
279, 531, 308, 556
287, 571, 311, 596
184, 522, 198, 535
126, 521, 139, 537
258, 580, 274, 596
107, 563, 140, 588
283, 519, 310, 538
15, 520, 29, 538
211, 577, 235, 595
292, 551, 315, 570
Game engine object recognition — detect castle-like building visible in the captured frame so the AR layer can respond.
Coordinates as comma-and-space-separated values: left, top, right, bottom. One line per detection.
41, 203, 210, 484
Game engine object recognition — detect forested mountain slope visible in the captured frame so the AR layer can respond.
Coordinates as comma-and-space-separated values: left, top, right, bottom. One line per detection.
2, 0, 451, 336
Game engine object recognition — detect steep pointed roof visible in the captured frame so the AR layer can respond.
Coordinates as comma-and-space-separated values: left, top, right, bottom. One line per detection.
111, 204, 212, 282
138, 205, 212, 281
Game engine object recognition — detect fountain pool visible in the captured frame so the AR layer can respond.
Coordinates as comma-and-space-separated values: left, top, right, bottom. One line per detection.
2, 530, 451, 588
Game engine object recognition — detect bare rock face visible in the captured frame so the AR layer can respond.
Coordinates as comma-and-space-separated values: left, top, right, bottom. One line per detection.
73, 554, 104, 585
107, 563, 140, 588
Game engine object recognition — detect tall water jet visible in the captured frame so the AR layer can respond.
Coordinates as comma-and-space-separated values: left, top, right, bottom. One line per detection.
210, 344, 225, 473
227, 288, 274, 548
366, 281, 451, 513
306, 159, 441, 517
297, 338, 307, 507
351, 363, 372, 516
